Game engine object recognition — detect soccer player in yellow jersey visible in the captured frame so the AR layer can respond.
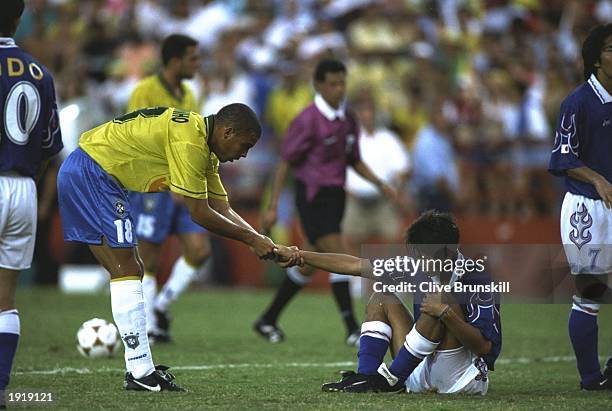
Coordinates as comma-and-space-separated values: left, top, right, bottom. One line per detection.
57, 104, 285, 391
127, 34, 209, 343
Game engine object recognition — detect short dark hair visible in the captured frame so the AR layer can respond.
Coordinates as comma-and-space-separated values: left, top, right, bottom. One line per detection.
582, 23, 612, 80
161, 34, 198, 66
0, 0, 25, 36
314, 59, 346, 83
404, 211, 460, 256
216, 103, 262, 139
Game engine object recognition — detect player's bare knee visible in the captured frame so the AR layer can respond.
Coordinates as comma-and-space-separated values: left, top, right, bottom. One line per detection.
415, 312, 445, 342
182, 234, 210, 267
365, 292, 385, 321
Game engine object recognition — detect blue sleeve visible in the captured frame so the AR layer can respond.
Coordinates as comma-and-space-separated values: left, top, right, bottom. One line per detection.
548, 98, 585, 176
466, 301, 500, 345
40, 76, 63, 159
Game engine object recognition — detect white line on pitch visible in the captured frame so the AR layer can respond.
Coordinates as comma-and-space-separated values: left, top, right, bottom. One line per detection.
14, 356, 598, 376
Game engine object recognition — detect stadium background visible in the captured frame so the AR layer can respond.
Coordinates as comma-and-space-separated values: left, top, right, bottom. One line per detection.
23, 0, 609, 290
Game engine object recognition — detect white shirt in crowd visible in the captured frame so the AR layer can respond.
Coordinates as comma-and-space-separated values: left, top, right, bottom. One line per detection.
346, 127, 410, 198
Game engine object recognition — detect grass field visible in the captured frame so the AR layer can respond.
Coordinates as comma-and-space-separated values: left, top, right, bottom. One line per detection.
8, 287, 612, 410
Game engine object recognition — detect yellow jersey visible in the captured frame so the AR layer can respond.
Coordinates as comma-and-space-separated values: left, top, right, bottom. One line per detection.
79, 107, 227, 201
127, 74, 199, 113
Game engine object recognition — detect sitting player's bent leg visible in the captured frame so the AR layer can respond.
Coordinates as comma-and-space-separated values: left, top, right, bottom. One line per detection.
385, 311, 443, 385
358, 294, 394, 376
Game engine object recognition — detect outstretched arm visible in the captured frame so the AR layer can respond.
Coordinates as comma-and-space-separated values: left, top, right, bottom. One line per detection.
275, 246, 373, 278
184, 196, 276, 259
209, 197, 256, 231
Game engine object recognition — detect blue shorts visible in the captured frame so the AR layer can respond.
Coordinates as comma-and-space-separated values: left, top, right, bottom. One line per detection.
58, 148, 136, 248
129, 192, 205, 244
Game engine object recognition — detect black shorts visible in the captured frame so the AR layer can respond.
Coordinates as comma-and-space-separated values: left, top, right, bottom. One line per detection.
295, 180, 346, 244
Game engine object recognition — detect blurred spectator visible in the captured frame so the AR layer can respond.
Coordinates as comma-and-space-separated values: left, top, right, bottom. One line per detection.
12, 0, 606, 222
343, 95, 411, 246
411, 108, 459, 213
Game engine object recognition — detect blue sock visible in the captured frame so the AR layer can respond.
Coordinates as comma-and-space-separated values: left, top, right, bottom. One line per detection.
389, 345, 422, 383
358, 335, 389, 375
0, 309, 20, 390
0, 333, 19, 390
569, 308, 601, 385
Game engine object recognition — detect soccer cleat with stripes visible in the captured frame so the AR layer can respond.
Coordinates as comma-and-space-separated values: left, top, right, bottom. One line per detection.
124, 365, 186, 392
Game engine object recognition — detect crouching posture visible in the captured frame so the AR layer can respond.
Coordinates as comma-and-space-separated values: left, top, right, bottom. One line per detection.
277, 211, 501, 394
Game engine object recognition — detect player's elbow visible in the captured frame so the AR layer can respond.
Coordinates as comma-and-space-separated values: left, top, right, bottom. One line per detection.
186, 198, 213, 227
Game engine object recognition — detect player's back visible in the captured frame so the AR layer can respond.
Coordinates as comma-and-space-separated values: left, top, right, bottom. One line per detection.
79, 107, 210, 193
0, 39, 62, 177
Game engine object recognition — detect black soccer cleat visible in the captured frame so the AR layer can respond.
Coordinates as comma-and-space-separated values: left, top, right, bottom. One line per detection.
343, 374, 404, 393
344, 364, 404, 393
154, 309, 171, 334
124, 365, 186, 392
148, 331, 172, 345
580, 375, 612, 391
322, 370, 367, 392
253, 319, 285, 343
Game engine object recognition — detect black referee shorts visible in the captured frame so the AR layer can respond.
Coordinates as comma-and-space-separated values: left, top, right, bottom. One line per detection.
295, 180, 346, 244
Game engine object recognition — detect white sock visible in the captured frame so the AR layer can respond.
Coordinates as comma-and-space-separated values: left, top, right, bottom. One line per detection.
154, 256, 200, 312
0, 309, 20, 335
404, 326, 440, 358
141, 273, 157, 334
329, 273, 350, 283
287, 265, 310, 286
110, 279, 155, 379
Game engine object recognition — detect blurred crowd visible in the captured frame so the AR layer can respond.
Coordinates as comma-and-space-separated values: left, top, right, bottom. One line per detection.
18, 0, 612, 222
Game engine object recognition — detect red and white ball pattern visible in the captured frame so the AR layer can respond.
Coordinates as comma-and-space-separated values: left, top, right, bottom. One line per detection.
76, 318, 122, 359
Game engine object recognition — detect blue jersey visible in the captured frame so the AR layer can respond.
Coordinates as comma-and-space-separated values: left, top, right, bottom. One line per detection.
0, 38, 62, 178
548, 74, 612, 199
413, 270, 502, 370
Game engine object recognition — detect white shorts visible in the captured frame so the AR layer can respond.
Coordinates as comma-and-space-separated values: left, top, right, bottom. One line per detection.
560, 192, 612, 275
0, 172, 37, 270
406, 346, 489, 395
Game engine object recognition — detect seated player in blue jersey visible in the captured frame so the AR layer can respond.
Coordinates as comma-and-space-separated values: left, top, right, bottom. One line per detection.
0, 1, 63, 406
548, 23, 612, 391
275, 211, 501, 394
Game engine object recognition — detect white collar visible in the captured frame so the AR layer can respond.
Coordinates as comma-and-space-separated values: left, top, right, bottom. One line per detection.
314, 93, 345, 121
0, 37, 17, 48
588, 74, 612, 104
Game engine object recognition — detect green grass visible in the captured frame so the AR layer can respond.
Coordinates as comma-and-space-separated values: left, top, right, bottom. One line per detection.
9, 287, 612, 410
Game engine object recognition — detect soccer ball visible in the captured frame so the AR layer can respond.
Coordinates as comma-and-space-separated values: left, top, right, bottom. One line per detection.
76, 318, 122, 359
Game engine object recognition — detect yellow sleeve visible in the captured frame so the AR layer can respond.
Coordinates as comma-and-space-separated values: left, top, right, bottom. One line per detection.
127, 85, 151, 112
206, 156, 228, 201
